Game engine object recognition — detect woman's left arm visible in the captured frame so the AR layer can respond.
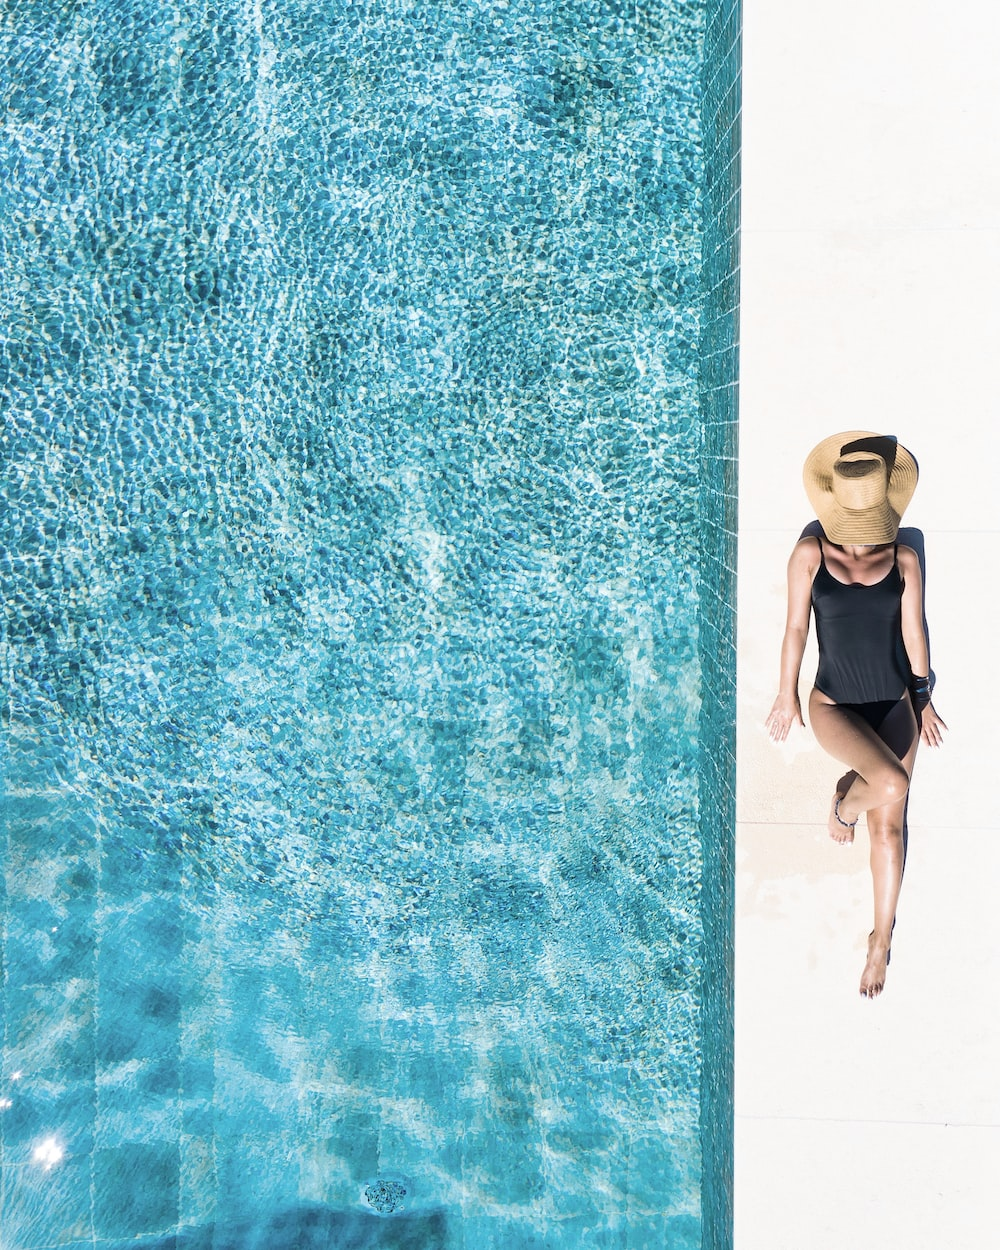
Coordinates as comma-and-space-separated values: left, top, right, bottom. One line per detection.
899, 546, 948, 747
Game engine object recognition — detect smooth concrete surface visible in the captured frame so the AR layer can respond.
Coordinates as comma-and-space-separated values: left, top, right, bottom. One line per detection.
737, 3, 1000, 1247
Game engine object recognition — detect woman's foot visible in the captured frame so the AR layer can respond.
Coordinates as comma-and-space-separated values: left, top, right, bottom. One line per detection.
828, 789, 856, 844
860, 931, 891, 998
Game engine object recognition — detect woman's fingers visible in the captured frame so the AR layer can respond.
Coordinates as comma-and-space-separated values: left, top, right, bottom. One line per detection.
920, 708, 948, 747
765, 708, 803, 742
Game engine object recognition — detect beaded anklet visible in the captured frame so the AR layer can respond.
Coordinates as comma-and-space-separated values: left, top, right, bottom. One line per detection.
834, 796, 857, 829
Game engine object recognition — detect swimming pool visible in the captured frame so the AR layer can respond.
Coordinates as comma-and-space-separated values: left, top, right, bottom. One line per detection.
0, 0, 739, 1245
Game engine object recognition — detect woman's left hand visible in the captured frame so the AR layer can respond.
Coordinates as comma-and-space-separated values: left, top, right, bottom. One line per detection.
919, 702, 948, 747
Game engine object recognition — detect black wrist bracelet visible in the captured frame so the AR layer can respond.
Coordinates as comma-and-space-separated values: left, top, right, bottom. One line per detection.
909, 674, 931, 710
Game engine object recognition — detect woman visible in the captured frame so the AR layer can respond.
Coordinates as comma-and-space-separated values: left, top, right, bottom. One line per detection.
765, 432, 948, 999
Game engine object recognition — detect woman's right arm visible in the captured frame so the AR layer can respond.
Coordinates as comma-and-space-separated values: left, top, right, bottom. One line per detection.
765, 539, 818, 742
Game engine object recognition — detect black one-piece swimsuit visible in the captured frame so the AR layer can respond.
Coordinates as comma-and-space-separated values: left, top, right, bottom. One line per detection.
811, 535, 910, 732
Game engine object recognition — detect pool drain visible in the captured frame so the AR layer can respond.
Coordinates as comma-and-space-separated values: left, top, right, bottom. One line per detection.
365, 1177, 407, 1214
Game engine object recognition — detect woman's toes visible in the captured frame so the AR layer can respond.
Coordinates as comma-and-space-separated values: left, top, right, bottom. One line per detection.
860, 933, 890, 997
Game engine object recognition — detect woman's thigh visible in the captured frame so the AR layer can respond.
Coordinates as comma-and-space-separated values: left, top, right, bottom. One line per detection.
873, 694, 919, 768
868, 697, 920, 836
808, 689, 915, 782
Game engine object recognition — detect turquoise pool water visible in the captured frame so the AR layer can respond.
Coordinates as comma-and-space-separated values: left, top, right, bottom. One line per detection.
0, 1, 739, 1245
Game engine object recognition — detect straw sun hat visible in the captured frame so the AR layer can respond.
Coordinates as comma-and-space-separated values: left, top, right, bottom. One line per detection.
803, 432, 919, 545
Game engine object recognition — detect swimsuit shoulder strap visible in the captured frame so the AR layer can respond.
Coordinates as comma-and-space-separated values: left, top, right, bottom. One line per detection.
813, 534, 826, 566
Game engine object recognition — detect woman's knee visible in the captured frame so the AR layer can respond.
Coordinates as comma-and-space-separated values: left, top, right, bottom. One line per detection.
873, 763, 909, 807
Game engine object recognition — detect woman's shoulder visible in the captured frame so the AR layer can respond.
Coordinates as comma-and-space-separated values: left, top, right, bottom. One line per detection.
896, 543, 920, 569
792, 533, 821, 556
896, 543, 922, 590
789, 534, 821, 575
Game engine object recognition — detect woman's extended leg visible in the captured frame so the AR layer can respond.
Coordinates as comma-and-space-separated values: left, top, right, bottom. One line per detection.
860, 698, 919, 997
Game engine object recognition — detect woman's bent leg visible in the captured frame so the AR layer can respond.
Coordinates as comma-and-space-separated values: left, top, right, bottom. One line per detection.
808, 690, 912, 832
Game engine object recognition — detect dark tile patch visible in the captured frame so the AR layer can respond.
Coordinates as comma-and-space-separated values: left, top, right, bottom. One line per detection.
96, 982, 180, 1067
95, 899, 183, 1071
3, 888, 96, 988
93, 1141, 180, 1239
207, 1204, 450, 1250
212, 1134, 302, 1220
93, 1204, 451, 1249
310, 1109, 380, 1184
3, 980, 95, 1079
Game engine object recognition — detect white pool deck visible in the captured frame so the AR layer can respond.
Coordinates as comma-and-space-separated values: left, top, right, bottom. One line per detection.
736, 4, 1000, 1247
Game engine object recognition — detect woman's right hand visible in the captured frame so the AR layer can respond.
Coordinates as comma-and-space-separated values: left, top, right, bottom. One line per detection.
765, 693, 805, 742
